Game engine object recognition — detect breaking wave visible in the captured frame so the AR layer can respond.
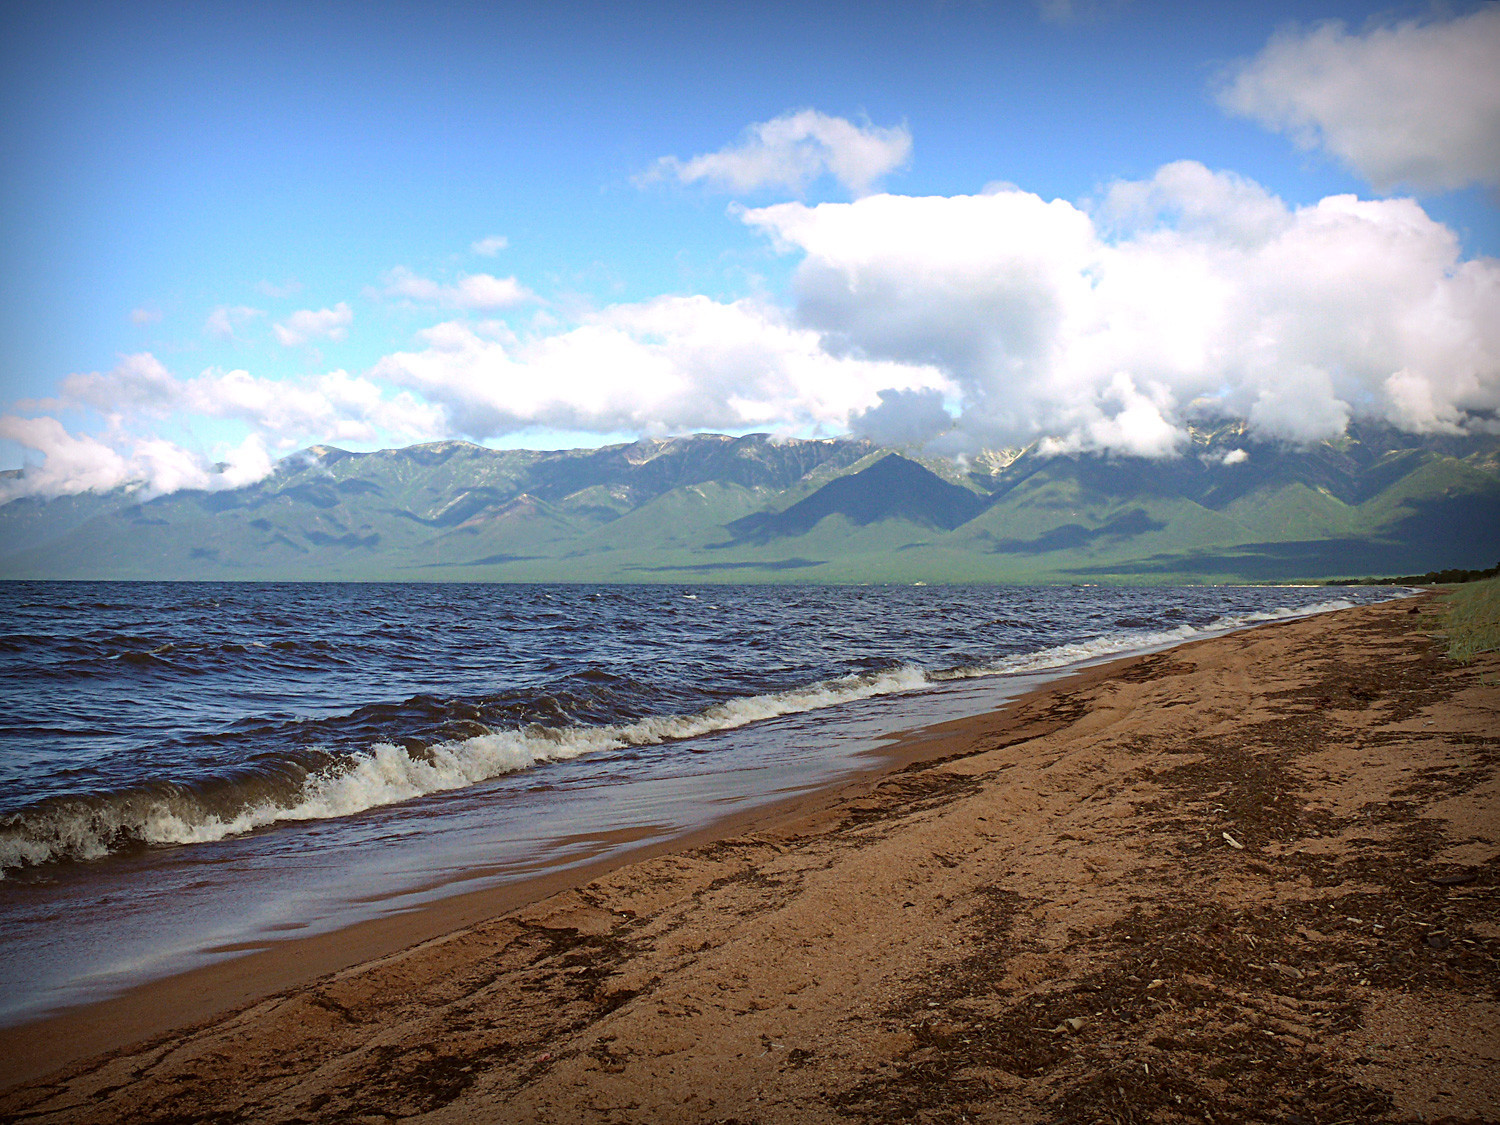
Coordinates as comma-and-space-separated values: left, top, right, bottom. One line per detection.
0, 665, 931, 874
0, 594, 1375, 876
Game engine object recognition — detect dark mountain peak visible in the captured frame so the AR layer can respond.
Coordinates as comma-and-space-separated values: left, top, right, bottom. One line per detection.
726, 452, 987, 543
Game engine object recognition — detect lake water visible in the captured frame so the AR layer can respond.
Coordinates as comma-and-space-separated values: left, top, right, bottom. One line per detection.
0, 581, 1403, 1022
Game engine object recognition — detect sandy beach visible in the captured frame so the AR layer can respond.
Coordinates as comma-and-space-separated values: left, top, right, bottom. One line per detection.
2, 595, 1496, 1124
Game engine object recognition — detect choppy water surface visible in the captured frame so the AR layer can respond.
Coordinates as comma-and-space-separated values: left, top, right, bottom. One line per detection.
0, 581, 1401, 1021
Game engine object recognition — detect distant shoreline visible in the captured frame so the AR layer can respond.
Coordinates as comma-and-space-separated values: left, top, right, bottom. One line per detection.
1328, 561, 1499, 586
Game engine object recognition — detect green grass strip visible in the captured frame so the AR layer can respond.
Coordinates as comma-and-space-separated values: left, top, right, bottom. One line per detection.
1439, 575, 1500, 663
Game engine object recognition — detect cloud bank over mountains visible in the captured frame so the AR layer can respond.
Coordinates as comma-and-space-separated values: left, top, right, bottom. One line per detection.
747, 161, 1498, 456
6, 159, 1495, 500
370, 297, 946, 442
3, 10, 1497, 501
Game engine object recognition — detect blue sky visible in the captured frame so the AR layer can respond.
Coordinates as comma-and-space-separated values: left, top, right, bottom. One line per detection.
2, 0, 1497, 495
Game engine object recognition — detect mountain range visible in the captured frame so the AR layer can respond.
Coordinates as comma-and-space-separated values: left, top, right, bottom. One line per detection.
2, 424, 1497, 583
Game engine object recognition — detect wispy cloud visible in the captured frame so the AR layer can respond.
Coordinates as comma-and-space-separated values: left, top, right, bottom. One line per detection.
272, 303, 353, 347
1218, 8, 1500, 193
256, 279, 303, 299
204, 305, 264, 340
380, 267, 532, 310
129, 307, 162, 326
1034, 0, 1127, 27
470, 235, 509, 256
640, 110, 912, 197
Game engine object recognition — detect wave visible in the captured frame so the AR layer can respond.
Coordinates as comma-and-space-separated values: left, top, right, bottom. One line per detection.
0, 594, 1375, 876
964, 597, 1364, 677
0, 665, 931, 875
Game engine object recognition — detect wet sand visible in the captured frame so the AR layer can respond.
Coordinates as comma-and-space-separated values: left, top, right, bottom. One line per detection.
2, 596, 1496, 1123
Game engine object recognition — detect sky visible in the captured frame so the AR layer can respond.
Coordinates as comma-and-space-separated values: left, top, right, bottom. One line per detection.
1, 0, 1498, 498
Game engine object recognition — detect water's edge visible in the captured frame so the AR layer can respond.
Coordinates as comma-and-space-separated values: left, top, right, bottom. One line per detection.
0, 594, 1411, 1072
0, 636, 1156, 1088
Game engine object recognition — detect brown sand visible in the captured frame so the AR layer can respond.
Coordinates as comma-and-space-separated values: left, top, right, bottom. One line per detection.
1, 596, 1496, 1124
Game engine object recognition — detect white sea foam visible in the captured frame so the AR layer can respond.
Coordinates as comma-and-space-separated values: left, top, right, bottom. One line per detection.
0, 665, 932, 873
968, 598, 1364, 677
0, 594, 1378, 875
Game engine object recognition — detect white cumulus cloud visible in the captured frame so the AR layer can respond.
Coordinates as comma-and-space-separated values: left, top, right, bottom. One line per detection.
273, 303, 353, 347
11, 159, 1497, 501
371, 297, 950, 440
56, 351, 181, 414
0, 416, 282, 502
1218, 8, 1500, 193
742, 162, 1500, 456
0, 415, 133, 498
2, 352, 449, 499
642, 110, 912, 197
381, 267, 532, 310
177, 366, 444, 448
57, 355, 442, 450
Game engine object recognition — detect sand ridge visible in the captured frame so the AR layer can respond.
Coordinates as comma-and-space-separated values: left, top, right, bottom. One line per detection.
1, 597, 1496, 1123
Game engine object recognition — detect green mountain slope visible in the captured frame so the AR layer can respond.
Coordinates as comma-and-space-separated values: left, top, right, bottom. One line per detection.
725, 454, 986, 543
1, 427, 1496, 582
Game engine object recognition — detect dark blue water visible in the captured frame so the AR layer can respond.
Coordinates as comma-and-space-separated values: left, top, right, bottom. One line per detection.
0, 581, 1402, 1021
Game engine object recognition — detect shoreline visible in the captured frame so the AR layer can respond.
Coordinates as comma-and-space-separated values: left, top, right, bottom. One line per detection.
0, 647, 1135, 1089
3, 595, 1496, 1122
